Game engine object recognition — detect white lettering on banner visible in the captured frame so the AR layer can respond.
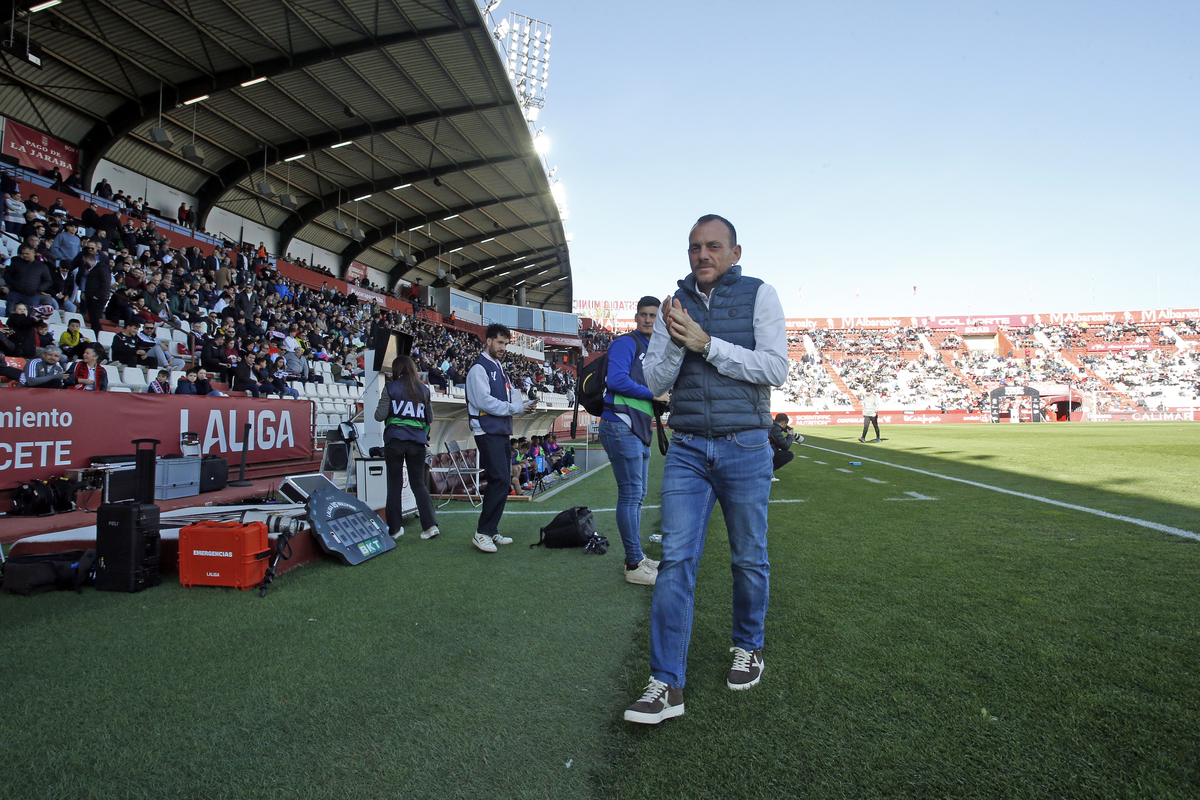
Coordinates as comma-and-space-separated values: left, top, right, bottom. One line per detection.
0, 440, 73, 471
0, 406, 74, 429
197, 408, 295, 455
257, 410, 276, 449
193, 550, 234, 558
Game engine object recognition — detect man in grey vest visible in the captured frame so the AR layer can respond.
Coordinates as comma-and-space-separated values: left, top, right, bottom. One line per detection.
624, 214, 787, 725
466, 323, 536, 553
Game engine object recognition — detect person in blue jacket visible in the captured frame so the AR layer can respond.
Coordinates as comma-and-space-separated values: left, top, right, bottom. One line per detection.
598, 296, 668, 586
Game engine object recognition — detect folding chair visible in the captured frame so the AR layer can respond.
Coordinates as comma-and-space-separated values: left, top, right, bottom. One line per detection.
432, 440, 484, 507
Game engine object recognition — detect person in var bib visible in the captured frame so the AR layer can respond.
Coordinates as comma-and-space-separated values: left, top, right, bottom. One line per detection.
374, 354, 439, 540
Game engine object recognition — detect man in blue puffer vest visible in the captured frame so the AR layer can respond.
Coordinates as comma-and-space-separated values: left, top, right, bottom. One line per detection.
624, 214, 788, 725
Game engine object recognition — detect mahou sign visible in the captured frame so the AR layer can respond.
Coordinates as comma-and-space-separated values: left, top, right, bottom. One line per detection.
2, 119, 80, 175
0, 392, 313, 488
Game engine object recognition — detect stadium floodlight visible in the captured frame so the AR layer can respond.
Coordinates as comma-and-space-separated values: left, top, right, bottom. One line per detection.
183, 94, 208, 105
29, 0, 62, 12
241, 76, 268, 87
354, 194, 372, 202
285, 153, 305, 162
550, 180, 565, 203
331, 141, 352, 149
533, 130, 550, 155
484, 0, 502, 15
392, 183, 411, 190
496, 13, 551, 120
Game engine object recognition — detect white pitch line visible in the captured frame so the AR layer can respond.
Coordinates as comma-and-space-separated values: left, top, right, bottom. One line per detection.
802, 444, 1200, 541
884, 491, 938, 502
813, 460, 828, 465
437, 499, 805, 515
863, 477, 887, 484
836, 468, 854, 473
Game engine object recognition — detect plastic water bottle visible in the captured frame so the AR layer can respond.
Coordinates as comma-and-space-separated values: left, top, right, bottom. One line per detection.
649, 534, 662, 543
848, 462, 862, 466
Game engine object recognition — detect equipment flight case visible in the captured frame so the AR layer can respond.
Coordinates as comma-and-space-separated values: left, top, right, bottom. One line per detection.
94, 439, 164, 593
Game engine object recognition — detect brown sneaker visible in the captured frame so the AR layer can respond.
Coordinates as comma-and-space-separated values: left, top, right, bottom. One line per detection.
726, 647, 764, 690
623, 678, 684, 724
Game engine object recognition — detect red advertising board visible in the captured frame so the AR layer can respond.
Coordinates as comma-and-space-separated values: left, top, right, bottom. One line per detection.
344, 260, 368, 284
0, 392, 313, 488
1087, 410, 1195, 423
3, 119, 80, 175
777, 410, 992, 426
783, 308, 1200, 331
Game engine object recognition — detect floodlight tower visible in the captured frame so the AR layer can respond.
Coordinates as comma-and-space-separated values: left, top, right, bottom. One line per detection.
489, 12, 552, 123
484, 5, 569, 237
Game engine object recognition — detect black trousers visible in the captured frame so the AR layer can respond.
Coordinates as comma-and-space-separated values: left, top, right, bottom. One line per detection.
383, 438, 437, 535
861, 415, 880, 439
474, 433, 512, 536
772, 449, 795, 471
84, 296, 107, 340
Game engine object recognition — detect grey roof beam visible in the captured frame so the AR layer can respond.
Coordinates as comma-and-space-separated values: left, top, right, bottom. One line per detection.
275, 153, 529, 255
77, 24, 472, 186
339, 191, 548, 269
195, 102, 510, 222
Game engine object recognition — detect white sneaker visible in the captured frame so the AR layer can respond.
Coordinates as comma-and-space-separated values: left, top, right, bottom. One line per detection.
391, 527, 404, 540
421, 526, 440, 540
625, 559, 658, 586
771, 476, 780, 482
472, 533, 497, 553
492, 533, 513, 546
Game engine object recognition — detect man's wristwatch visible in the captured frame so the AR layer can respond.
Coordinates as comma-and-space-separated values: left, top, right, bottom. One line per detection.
702, 339, 711, 359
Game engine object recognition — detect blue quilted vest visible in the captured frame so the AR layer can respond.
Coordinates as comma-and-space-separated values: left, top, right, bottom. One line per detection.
466, 354, 514, 435
668, 265, 771, 435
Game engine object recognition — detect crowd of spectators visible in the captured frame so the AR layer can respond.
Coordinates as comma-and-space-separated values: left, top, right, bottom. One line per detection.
580, 325, 616, 355
0, 172, 578, 399
812, 326, 927, 355
1084, 350, 1200, 409
391, 313, 575, 400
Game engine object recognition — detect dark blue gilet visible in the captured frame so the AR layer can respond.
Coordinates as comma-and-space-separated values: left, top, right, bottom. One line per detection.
383, 380, 431, 444
466, 354, 514, 435
668, 265, 771, 435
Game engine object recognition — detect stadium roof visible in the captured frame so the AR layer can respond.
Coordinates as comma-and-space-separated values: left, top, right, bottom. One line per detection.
0, 0, 572, 310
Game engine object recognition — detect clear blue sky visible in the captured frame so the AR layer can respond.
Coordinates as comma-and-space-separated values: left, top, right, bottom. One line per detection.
487, 0, 1198, 319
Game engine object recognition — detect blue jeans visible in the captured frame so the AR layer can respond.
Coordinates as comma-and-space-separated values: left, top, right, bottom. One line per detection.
598, 418, 650, 565
650, 429, 773, 689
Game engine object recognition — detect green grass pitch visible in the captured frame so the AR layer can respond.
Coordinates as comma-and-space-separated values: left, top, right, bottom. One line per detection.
2, 423, 1198, 799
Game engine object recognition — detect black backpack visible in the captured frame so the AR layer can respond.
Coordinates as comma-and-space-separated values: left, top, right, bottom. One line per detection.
531, 506, 596, 548
570, 355, 607, 438
2, 549, 97, 596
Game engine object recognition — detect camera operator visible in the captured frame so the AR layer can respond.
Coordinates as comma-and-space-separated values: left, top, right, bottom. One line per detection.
769, 413, 802, 475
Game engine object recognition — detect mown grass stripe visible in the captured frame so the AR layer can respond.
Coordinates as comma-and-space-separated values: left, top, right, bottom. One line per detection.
803, 442, 1200, 541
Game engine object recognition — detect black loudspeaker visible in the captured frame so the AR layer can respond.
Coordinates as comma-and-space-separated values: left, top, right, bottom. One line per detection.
200, 456, 228, 493
94, 502, 162, 593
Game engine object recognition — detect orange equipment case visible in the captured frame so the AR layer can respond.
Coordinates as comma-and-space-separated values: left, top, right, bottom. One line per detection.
178, 520, 270, 590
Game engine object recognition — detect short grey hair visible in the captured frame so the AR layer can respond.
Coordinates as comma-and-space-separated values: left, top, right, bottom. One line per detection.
42, 345, 62, 357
